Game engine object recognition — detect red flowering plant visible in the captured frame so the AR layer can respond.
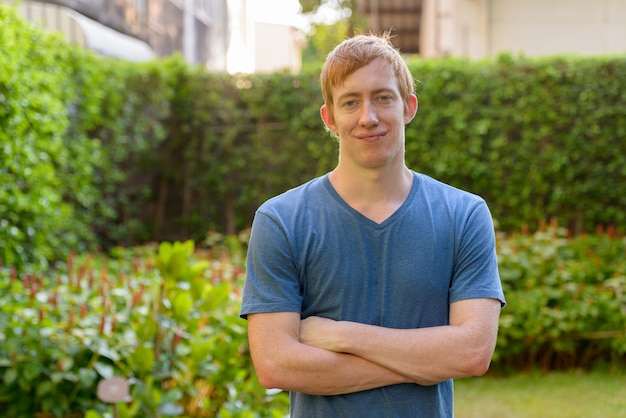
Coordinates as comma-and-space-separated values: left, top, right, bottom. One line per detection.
0, 238, 287, 417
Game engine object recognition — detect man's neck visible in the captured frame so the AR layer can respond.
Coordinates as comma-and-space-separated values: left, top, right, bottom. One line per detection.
329, 164, 414, 224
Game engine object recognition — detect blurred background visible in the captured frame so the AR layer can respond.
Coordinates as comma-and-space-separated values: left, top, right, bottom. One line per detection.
3, 0, 626, 74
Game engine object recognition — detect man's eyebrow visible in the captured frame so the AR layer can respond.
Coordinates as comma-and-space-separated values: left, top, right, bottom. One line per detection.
336, 92, 359, 102
372, 88, 396, 96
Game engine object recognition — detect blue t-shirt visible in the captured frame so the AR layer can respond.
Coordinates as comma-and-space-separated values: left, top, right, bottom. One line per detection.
240, 171, 506, 418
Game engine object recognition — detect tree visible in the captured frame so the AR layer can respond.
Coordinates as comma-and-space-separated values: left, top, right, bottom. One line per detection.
298, 0, 368, 35
298, 0, 370, 68
302, 19, 350, 68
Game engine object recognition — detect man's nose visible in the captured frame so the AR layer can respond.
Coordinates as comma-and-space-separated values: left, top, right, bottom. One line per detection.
359, 101, 379, 126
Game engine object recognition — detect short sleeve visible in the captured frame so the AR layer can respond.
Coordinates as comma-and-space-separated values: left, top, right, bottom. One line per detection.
449, 201, 506, 307
239, 210, 303, 319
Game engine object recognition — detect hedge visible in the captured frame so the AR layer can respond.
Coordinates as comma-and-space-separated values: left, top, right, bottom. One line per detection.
0, 6, 96, 269
407, 54, 626, 234
1, 4, 625, 269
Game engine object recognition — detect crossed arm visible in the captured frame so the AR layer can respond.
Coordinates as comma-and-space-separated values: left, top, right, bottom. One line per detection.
247, 298, 501, 395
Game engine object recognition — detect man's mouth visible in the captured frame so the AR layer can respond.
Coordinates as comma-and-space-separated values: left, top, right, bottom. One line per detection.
356, 132, 387, 142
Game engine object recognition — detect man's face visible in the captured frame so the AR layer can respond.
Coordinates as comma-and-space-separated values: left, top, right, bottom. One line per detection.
321, 58, 417, 171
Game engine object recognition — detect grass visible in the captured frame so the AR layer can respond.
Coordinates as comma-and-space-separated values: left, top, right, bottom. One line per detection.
454, 369, 626, 418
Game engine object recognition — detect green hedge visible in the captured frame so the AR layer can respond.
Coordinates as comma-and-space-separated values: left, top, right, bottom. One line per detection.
1, 4, 625, 269
0, 6, 97, 269
407, 55, 626, 233
0, 5, 176, 269
110, 55, 626, 242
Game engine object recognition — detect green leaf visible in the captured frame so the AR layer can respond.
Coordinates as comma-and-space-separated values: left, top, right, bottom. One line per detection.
158, 402, 185, 416
4, 368, 18, 385
79, 367, 97, 387
36, 380, 54, 396
94, 361, 115, 379
131, 345, 155, 374
22, 361, 44, 382
135, 316, 158, 341
57, 356, 74, 372
172, 290, 193, 319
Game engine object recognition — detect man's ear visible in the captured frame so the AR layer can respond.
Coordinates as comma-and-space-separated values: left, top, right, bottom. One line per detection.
404, 94, 418, 125
320, 104, 337, 132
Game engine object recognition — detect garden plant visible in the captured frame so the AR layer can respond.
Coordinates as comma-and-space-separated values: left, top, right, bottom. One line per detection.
0, 237, 288, 417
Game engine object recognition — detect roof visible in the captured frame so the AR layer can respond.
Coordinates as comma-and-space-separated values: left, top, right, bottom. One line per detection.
66, 8, 155, 61
16, 1, 155, 61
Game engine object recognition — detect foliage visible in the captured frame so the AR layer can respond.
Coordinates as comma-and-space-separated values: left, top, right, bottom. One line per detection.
0, 5, 100, 271
299, 0, 369, 67
298, 0, 368, 32
0, 4, 176, 267
0, 226, 624, 415
301, 19, 350, 68
2, 4, 626, 262
86, 56, 176, 246
94, 51, 626, 241
0, 238, 288, 417
406, 54, 626, 233
494, 221, 626, 370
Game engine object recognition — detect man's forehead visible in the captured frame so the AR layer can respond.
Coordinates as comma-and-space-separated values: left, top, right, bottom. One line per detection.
332, 65, 399, 98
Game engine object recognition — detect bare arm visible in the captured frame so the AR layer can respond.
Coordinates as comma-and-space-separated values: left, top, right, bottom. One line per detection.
299, 298, 502, 386
247, 311, 411, 395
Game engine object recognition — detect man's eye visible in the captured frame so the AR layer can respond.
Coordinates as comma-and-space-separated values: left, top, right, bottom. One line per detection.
343, 100, 357, 107
378, 95, 392, 102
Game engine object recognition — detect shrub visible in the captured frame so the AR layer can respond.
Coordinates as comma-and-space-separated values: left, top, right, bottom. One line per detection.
406, 55, 626, 234
495, 222, 626, 371
0, 238, 288, 417
0, 5, 102, 271
0, 229, 624, 415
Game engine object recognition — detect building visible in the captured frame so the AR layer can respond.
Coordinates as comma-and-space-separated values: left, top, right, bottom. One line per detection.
226, 0, 305, 74
254, 21, 305, 74
355, 0, 423, 54
355, 0, 626, 58
2, 0, 304, 73
1, 0, 230, 70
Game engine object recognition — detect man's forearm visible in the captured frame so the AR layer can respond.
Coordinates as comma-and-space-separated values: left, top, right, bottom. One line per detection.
257, 343, 410, 395
333, 321, 483, 385
299, 299, 502, 385
248, 312, 411, 395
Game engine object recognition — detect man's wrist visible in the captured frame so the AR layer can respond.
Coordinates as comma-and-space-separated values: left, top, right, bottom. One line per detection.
335, 320, 357, 353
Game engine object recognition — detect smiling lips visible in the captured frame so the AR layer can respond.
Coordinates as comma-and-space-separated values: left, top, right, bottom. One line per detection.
356, 131, 387, 142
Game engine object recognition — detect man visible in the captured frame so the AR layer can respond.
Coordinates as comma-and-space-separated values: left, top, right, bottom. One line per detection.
240, 33, 505, 417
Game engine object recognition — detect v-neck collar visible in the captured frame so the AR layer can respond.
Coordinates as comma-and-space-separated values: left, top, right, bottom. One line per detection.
322, 171, 420, 228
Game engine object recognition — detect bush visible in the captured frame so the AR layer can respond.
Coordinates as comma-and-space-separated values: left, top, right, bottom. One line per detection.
0, 238, 288, 417
0, 5, 102, 271
406, 54, 626, 234
495, 222, 626, 371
